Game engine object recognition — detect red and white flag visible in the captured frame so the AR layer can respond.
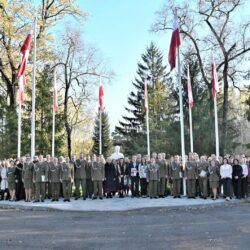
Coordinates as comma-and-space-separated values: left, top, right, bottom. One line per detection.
144, 81, 148, 110
99, 81, 104, 112
168, 16, 181, 71
187, 67, 193, 109
53, 72, 58, 112
212, 58, 219, 97
17, 32, 32, 104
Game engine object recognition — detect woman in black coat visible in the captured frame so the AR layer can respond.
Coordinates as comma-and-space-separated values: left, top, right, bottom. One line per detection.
232, 159, 243, 199
104, 157, 116, 198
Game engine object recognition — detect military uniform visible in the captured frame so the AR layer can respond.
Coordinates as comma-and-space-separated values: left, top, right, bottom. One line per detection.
185, 161, 197, 198
60, 162, 74, 201
147, 163, 159, 198
169, 161, 182, 197
23, 162, 34, 190
86, 161, 93, 198
48, 162, 60, 201
91, 161, 105, 199
157, 160, 168, 197
74, 159, 87, 199
7, 166, 16, 191
45, 161, 52, 198
33, 161, 48, 201
197, 160, 209, 198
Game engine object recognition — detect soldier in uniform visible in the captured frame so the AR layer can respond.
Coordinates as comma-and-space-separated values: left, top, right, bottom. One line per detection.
91, 155, 105, 199
22, 156, 34, 202
169, 155, 182, 198
48, 157, 60, 202
185, 153, 198, 198
45, 155, 52, 199
147, 157, 159, 199
86, 155, 93, 199
7, 160, 16, 201
74, 154, 87, 200
60, 156, 74, 202
208, 159, 220, 200
197, 155, 209, 199
157, 153, 168, 198
33, 155, 48, 202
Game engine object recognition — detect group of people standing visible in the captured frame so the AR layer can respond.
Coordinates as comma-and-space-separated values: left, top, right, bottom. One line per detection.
0, 151, 249, 202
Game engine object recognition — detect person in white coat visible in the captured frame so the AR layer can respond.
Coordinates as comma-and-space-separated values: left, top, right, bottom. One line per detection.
0, 160, 9, 200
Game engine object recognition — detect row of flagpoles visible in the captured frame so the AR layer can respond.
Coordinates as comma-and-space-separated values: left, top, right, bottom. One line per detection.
16, 15, 219, 171
143, 15, 220, 164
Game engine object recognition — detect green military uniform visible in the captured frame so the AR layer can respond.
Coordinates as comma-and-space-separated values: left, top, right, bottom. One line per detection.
74, 159, 87, 199
45, 161, 52, 198
157, 160, 168, 197
7, 166, 16, 190
91, 161, 104, 199
33, 161, 48, 201
48, 162, 60, 201
197, 160, 209, 198
86, 161, 93, 198
23, 162, 34, 189
60, 162, 74, 201
147, 163, 159, 198
208, 164, 220, 189
169, 161, 182, 197
185, 161, 197, 198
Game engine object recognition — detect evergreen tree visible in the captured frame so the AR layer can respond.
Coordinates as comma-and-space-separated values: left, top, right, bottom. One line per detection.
22, 65, 65, 156
92, 110, 112, 158
115, 42, 170, 155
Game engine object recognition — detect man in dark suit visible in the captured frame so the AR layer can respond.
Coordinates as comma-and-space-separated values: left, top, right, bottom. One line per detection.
128, 155, 140, 197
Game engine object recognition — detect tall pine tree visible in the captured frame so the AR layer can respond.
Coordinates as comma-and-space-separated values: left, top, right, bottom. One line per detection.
92, 110, 112, 158
115, 42, 170, 155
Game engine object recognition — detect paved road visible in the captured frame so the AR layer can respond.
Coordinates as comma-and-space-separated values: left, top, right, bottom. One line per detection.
0, 203, 250, 250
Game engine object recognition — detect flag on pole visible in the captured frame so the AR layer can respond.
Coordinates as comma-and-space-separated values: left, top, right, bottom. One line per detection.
168, 16, 181, 71
99, 81, 104, 112
187, 66, 193, 109
17, 32, 32, 104
53, 72, 58, 112
144, 81, 148, 110
212, 58, 219, 97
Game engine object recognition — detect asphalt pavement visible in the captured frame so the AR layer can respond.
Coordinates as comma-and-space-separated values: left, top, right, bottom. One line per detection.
0, 202, 250, 250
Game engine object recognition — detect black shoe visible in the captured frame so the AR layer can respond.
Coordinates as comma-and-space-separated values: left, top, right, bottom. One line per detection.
75, 197, 78, 200
173, 196, 177, 198
63, 199, 67, 202
99, 197, 103, 200
204, 197, 207, 200
83, 197, 86, 200
33, 200, 39, 203
178, 196, 181, 198
41, 200, 44, 202
51, 199, 55, 202
67, 199, 71, 202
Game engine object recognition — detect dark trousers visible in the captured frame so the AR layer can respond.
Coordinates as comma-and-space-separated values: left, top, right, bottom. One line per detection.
222, 178, 232, 197
75, 179, 86, 198
16, 180, 25, 200
140, 178, 147, 196
241, 178, 247, 198
233, 178, 242, 198
131, 176, 139, 197
86, 178, 93, 198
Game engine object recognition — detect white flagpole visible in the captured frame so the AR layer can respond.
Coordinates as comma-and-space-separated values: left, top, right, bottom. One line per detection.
145, 83, 150, 156
177, 48, 186, 196
52, 69, 56, 158
189, 107, 193, 153
17, 92, 22, 158
99, 77, 102, 155
31, 15, 37, 159
214, 95, 219, 159
17, 55, 22, 159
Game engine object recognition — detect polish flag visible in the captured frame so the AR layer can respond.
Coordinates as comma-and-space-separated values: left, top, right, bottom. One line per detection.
187, 67, 193, 109
212, 58, 219, 97
168, 16, 181, 71
144, 81, 148, 110
17, 32, 32, 104
99, 81, 104, 112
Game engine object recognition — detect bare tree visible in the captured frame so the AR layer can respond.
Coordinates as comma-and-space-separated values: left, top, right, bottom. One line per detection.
56, 28, 112, 157
151, 0, 250, 154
